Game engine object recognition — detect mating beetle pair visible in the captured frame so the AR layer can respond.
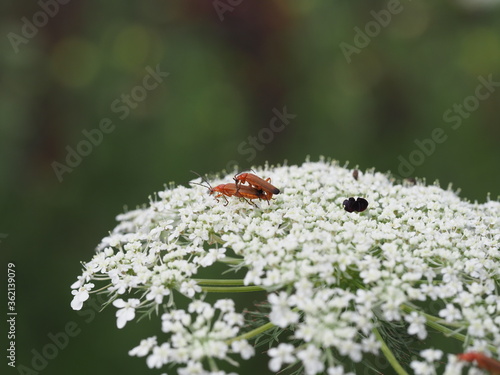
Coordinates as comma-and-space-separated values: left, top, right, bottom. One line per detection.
191, 172, 280, 207
192, 170, 370, 212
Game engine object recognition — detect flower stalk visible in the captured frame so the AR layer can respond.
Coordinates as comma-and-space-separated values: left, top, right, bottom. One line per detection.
200, 285, 265, 293
373, 326, 410, 375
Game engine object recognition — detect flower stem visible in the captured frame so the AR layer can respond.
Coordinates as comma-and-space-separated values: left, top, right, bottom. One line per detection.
218, 256, 243, 265
92, 283, 113, 293
227, 322, 276, 344
195, 278, 245, 285
200, 285, 265, 293
207, 355, 219, 372
401, 304, 498, 354
373, 326, 409, 375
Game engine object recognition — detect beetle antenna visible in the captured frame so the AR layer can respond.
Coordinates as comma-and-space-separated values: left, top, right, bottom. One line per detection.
189, 170, 212, 191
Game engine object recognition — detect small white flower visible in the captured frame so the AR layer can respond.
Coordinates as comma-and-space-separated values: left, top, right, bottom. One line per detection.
410, 360, 435, 375
467, 319, 485, 337
297, 344, 325, 375
146, 343, 172, 369
70, 283, 94, 310
180, 279, 201, 298
268, 343, 295, 372
214, 299, 235, 313
328, 365, 355, 375
268, 292, 299, 328
146, 285, 170, 304
129, 336, 157, 357
188, 300, 211, 314
204, 340, 228, 359
223, 312, 244, 327
361, 335, 380, 354
113, 298, 140, 329
420, 348, 443, 362
328, 366, 345, 375
231, 340, 254, 360
438, 304, 462, 323
443, 354, 464, 375
337, 339, 362, 362
70, 274, 90, 289
243, 267, 263, 286
196, 247, 226, 267
405, 312, 427, 340
177, 360, 204, 375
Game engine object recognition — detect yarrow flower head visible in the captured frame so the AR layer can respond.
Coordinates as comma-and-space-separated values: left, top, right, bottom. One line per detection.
71, 158, 500, 374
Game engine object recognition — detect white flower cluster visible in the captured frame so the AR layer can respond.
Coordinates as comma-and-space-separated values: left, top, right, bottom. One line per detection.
71, 159, 500, 374
128, 299, 253, 373
410, 349, 473, 375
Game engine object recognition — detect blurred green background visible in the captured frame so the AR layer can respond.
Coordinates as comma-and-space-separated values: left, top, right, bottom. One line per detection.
1, 1, 500, 374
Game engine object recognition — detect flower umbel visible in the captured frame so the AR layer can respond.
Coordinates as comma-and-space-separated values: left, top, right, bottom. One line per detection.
71, 159, 500, 374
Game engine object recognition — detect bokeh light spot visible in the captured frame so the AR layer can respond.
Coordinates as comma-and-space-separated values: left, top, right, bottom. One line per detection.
459, 28, 500, 74
50, 36, 100, 88
111, 25, 151, 70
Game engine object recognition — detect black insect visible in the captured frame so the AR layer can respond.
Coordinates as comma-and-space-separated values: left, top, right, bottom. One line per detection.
352, 169, 359, 180
343, 197, 368, 213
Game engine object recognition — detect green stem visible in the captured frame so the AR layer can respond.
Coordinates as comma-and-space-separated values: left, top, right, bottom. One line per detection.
218, 256, 244, 265
424, 316, 467, 341
92, 283, 113, 293
373, 326, 409, 375
401, 304, 463, 336
195, 279, 245, 286
207, 355, 218, 372
200, 285, 265, 293
401, 304, 498, 354
227, 322, 276, 344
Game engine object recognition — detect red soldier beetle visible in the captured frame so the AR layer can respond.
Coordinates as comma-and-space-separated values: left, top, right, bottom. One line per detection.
233, 172, 280, 198
458, 352, 500, 374
190, 171, 267, 206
